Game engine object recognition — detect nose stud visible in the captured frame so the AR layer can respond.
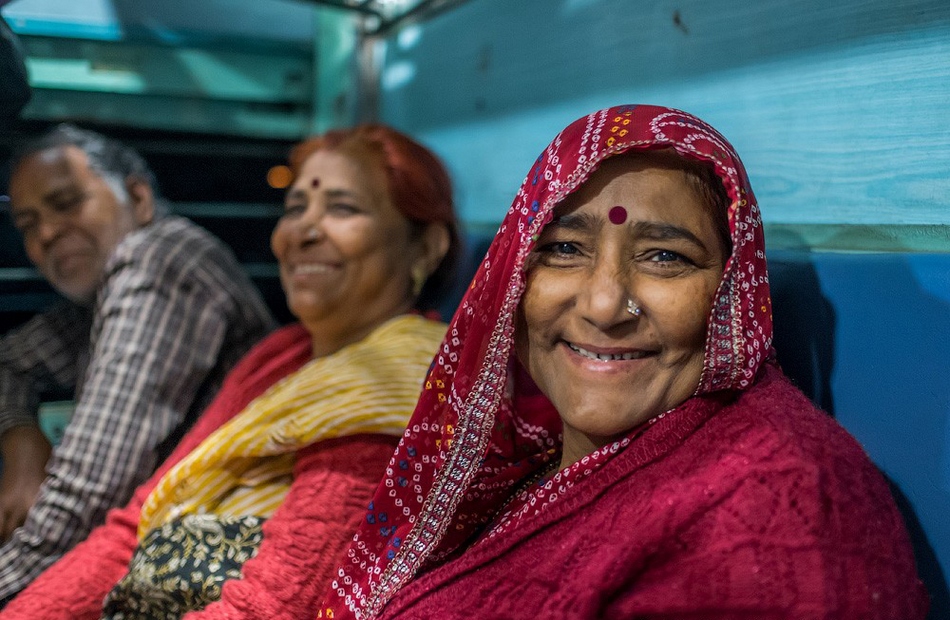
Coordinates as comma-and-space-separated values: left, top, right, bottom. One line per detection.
626, 299, 642, 316
305, 227, 319, 241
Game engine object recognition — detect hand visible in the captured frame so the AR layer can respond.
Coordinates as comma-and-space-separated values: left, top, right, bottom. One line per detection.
0, 425, 52, 541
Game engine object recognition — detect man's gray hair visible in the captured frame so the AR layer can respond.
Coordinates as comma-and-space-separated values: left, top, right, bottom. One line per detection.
9, 123, 169, 217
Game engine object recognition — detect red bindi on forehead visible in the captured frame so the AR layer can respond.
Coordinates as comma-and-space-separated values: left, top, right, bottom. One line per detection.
608, 205, 627, 225
311, 178, 320, 188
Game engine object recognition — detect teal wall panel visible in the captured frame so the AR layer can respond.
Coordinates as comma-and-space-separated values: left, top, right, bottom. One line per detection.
313, 8, 361, 134
376, 0, 950, 231
2, 0, 321, 137
2, 0, 314, 47
20, 37, 311, 102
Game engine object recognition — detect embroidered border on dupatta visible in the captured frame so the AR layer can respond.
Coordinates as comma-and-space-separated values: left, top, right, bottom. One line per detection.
364, 280, 520, 614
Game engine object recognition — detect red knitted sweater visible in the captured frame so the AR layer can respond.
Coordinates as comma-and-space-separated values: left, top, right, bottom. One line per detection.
2, 323, 398, 620
377, 366, 928, 620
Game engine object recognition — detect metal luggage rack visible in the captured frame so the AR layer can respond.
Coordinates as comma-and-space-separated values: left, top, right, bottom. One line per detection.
301, 0, 472, 34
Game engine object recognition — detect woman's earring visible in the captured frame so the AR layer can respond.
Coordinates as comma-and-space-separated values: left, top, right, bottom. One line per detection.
626, 299, 642, 317
411, 266, 427, 298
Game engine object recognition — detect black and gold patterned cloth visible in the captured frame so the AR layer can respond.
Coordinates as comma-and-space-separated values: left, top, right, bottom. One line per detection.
100, 514, 265, 619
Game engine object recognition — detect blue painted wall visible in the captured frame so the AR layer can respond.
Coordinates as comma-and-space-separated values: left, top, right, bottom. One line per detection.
376, 0, 950, 229
768, 250, 950, 614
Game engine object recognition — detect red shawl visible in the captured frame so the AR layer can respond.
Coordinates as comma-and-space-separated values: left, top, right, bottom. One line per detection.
321, 105, 926, 619
375, 365, 927, 619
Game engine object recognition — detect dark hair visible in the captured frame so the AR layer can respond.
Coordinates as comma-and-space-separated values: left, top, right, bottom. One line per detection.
289, 124, 461, 311
684, 159, 732, 260
9, 123, 167, 216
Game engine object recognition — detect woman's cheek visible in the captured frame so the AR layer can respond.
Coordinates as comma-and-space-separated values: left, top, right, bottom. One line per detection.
270, 222, 288, 261
650, 284, 714, 348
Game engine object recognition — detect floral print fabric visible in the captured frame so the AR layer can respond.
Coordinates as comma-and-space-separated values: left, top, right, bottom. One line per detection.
101, 514, 264, 619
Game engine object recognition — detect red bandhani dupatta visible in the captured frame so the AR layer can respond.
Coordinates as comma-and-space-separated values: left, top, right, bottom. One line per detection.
322, 105, 773, 620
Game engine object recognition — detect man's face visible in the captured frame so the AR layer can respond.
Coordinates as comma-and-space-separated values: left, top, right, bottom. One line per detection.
9, 145, 149, 303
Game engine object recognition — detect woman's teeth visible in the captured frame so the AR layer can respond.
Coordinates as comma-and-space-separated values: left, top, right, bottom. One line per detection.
295, 263, 333, 274
568, 343, 647, 361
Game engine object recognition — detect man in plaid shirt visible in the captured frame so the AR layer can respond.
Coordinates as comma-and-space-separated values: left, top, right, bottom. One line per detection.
0, 125, 275, 602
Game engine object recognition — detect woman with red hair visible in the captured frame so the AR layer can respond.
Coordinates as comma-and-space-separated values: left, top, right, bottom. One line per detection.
1, 125, 460, 620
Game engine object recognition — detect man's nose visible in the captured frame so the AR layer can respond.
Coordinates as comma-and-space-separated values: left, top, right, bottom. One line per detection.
34, 213, 66, 246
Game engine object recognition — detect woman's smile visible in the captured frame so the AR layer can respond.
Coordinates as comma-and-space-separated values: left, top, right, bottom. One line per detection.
288, 261, 339, 278
563, 341, 655, 363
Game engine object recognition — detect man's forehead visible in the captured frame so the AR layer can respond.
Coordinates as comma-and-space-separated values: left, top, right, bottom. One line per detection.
9, 145, 90, 210
13, 145, 91, 187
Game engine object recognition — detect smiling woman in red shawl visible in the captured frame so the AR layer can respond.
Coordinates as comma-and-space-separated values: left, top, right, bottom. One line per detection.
320, 105, 929, 620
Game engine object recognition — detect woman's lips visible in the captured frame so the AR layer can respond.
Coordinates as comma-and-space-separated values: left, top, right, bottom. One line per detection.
565, 341, 654, 362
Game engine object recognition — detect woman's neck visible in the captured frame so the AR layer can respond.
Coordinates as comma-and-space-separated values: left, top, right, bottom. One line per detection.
306, 300, 414, 359
558, 423, 612, 470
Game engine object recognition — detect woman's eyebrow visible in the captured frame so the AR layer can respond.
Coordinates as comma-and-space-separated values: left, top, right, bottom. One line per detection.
631, 221, 709, 251
285, 187, 364, 202
550, 211, 597, 232
285, 188, 308, 202
324, 188, 364, 201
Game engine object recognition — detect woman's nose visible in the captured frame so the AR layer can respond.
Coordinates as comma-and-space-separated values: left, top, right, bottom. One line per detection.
302, 223, 324, 244
579, 255, 636, 328
295, 207, 326, 245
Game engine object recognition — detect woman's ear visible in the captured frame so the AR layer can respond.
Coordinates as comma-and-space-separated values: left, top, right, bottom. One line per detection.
125, 176, 155, 226
413, 222, 451, 279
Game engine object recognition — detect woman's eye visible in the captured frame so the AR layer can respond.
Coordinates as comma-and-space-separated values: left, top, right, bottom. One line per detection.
328, 202, 361, 216
282, 204, 306, 217
641, 249, 698, 275
532, 240, 584, 267
541, 241, 579, 256
650, 250, 683, 263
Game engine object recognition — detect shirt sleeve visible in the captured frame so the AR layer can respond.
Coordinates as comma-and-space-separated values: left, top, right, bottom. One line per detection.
0, 302, 89, 436
0, 398, 235, 619
183, 435, 399, 620
0, 327, 307, 618
0, 246, 236, 600
0, 473, 144, 619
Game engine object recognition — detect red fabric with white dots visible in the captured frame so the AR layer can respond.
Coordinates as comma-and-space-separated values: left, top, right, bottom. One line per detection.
379, 365, 928, 619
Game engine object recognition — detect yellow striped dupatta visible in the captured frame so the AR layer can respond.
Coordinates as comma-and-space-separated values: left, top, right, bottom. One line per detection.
138, 315, 446, 537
